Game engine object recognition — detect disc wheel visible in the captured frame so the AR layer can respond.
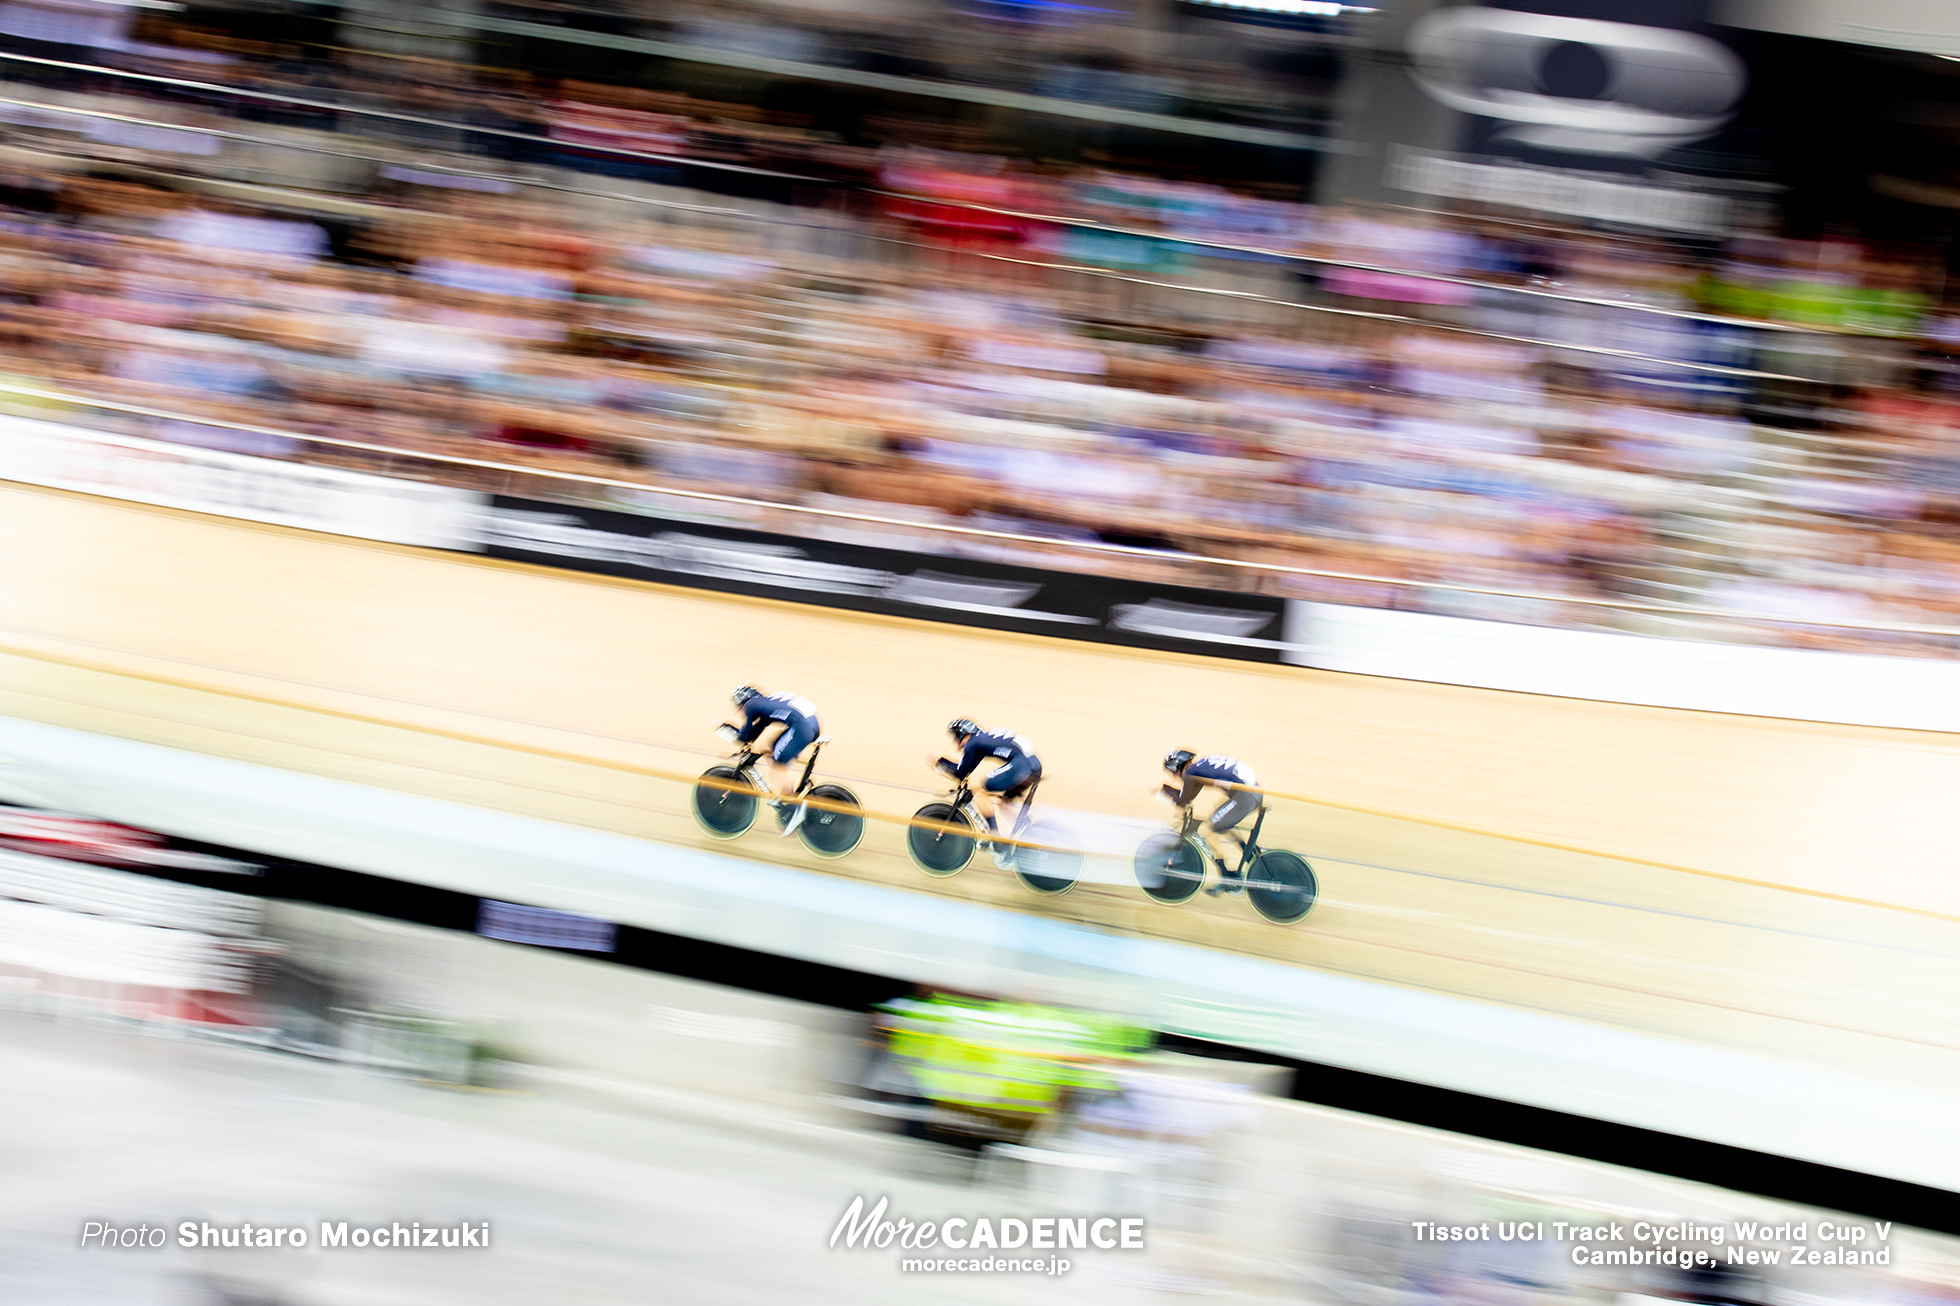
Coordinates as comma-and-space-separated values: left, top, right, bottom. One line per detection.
908, 801, 978, 876
1013, 820, 1080, 896
693, 766, 759, 839
1246, 850, 1317, 925
1133, 833, 1205, 905
798, 783, 865, 859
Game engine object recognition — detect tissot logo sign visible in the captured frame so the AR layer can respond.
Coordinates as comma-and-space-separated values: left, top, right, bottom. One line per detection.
1407, 5, 1745, 159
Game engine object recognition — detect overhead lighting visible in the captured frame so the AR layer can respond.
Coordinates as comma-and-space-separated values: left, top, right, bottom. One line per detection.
1182, 0, 1376, 15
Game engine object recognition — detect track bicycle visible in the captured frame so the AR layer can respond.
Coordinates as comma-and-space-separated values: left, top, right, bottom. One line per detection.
907, 767, 1081, 895
692, 727, 865, 859
1132, 796, 1316, 924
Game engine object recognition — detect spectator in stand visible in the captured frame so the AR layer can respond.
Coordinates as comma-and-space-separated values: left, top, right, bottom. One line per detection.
0, 24, 1950, 653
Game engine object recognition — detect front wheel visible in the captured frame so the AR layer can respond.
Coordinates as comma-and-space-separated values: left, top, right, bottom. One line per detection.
1133, 833, 1205, 905
693, 766, 759, 839
1013, 820, 1080, 896
908, 801, 978, 876
799, 783, 865, 859
1246, 850, 1317, 925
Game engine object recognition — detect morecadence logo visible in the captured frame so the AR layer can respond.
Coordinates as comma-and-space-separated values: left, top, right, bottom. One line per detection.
830, 1196, 1144, 1275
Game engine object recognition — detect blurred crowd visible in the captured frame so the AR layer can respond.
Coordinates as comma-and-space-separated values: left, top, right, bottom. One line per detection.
0, 6, 1958, 652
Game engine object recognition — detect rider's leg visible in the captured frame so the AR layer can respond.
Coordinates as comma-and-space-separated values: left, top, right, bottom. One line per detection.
996, 795, 1026, 840
768, 721, 818, 835
979, 790, 1025, 868
765, 753, 798, 801
764, 719, 817, 798
969, 763, 1003, 832
976, 763, 1033, 836
982, 767, 1039, 868
966, 786, 1007, 866
1200, 827, 1246, 868
1202, 793, 1259, 889
750, 724, 789, 799
970, 788, 1000, 832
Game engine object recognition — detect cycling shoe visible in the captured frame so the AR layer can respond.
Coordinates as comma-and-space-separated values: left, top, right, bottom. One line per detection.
1205, 862, 1245, 896
778, 803, 807, 838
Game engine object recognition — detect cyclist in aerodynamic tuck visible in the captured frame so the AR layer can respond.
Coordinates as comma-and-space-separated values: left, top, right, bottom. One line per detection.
725, 685, 821, 838
933, 719, 1042, 869
1159, 750, 1262, 895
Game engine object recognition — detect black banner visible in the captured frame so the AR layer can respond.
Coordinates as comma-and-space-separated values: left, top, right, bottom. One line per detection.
475, 496, 1291, 662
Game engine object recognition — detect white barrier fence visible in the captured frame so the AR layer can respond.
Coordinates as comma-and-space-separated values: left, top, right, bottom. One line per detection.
0, 846, 265, 1024
0, 846, 259, 934
1283, 602, 1960, 731
0, 411, 485, 549
4, 409, 1957, 730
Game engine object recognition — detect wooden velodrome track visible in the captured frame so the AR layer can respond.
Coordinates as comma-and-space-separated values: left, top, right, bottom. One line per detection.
3, 481, 1959, 1094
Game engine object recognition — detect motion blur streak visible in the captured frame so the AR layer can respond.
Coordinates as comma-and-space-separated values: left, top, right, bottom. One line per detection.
6, 608, 1960, 933
1, 485, 1957, 1103
0, 15, 1952, 654
8, 0, 1960, 1300
3, 906, 1952, 1303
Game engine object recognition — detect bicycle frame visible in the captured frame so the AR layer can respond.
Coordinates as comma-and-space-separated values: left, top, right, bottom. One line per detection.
794, 741, 826, 794
1006, 777, 1041, 839
941, 772, 1039, 839
1151, 791, 1310, 919
723, 737, 827, 796
1241, 801, 1270, 863
1171, 794, 1267, 875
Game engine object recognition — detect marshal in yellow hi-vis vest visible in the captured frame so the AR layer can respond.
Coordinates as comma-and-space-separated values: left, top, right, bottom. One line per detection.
879, 995, 1149, 1119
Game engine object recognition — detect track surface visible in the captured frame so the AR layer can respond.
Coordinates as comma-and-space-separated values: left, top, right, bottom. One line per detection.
3, 482, 1958, 1097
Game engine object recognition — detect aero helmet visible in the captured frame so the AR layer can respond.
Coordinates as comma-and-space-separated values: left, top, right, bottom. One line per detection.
947, 718, 980, 741
732, 685, 762, 707
1164, 749, 1196, 775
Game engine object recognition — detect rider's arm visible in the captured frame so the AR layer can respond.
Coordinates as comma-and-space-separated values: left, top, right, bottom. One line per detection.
734, 706, 768, 745
950, 738, 985, 780
1176, 774, 1207, 807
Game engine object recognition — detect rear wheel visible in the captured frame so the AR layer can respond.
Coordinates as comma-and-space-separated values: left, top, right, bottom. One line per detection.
908, 802, 978, 876
799, 783, 865, 859
1246, 850, 1317, 925
693, 766, 759, 839
1013, 820, 1080, 896
1133, 833, 1205, 905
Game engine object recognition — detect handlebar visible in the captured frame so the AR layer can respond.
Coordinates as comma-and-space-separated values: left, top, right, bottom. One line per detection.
714, 722, 763, 767
927, 758, 972, 803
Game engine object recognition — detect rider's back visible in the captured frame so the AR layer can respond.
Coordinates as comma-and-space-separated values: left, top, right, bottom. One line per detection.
960, 729, 1039, 773
1187, 755, 1255, 788
748, 692, 818, 729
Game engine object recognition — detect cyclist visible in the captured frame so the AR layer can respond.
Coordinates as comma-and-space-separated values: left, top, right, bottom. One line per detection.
933, 719, 1041, 868
1160, 750, 1261, 895
726, 685, 820, 838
